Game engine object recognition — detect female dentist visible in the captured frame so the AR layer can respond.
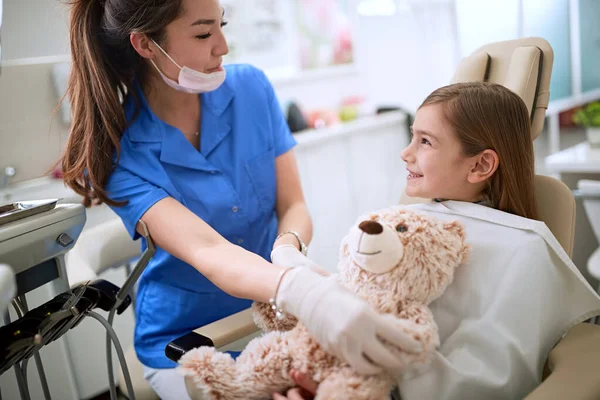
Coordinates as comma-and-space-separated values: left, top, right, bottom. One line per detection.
60, 0, 421, 399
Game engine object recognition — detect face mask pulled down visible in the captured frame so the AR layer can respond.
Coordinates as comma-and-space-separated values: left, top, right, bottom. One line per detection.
150, 39, 226, 94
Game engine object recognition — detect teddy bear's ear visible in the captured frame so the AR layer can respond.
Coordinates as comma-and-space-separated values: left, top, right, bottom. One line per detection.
443, 220, 470, 264
339, 235, 350, 257
443, 220, 466, 241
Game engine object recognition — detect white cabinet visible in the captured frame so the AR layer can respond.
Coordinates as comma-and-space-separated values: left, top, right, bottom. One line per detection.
295, 112, 409, 270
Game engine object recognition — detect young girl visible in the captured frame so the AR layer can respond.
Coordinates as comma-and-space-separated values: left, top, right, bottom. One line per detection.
275, 82, 600, 400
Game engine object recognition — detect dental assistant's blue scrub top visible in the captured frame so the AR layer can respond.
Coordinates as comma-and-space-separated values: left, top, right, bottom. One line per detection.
105, 64, 297, 369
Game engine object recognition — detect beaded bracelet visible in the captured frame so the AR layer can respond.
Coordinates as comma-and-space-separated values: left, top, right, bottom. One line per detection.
275, 230, 308, 256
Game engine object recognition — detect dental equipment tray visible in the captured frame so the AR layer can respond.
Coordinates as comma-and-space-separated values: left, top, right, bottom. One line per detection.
0, 279, 132, 376
0, 199, 59, 227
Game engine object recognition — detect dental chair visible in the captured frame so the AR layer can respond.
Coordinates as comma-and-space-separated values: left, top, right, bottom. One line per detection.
161, 37, 600, 400
0, 264, 16, 319
578, 180, 600, 294
65, 218, 159, 400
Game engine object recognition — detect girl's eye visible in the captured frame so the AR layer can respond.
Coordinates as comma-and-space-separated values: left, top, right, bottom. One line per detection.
421, 138, 431, 145
221, 21, 228, 28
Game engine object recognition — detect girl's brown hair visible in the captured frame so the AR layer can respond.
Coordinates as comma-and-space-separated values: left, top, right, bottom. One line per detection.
59, 0, 182, 207
420, 82, 539, 220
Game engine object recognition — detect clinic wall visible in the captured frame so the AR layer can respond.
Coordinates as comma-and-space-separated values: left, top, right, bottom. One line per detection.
2, 0, 70, 60
2, 0, 69, 61
0, 1, 458, 182
0, 62, 69, 183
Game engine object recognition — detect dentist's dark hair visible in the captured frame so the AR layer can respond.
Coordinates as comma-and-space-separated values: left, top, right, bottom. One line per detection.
420, 82, 539, 220
59, 0, 182, 207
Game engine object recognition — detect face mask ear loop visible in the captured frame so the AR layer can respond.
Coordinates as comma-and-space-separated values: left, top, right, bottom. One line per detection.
150, 38, 183, 70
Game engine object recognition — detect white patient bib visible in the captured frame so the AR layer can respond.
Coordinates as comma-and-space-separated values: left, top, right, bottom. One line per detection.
397, 201, 600, 400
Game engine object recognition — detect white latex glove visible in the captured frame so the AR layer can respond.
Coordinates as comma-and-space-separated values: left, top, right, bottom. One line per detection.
277, 267, 422, 375
271, 245, 315, 268
271, 245, 331, 276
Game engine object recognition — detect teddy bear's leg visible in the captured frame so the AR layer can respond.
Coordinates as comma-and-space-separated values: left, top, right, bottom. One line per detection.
178, 331, 296, 400
315, 368, 394, 400
232, 331, 297, 398
178, 347, 243, 400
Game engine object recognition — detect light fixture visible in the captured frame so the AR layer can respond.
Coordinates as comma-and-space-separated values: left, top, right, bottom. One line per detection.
357, 0, 408, 17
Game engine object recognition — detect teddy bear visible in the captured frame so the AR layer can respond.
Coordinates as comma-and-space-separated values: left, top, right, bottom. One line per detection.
178, 205, 469, 400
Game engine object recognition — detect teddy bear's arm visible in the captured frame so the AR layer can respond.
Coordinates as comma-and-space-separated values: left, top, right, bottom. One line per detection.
396, 304, 440, 352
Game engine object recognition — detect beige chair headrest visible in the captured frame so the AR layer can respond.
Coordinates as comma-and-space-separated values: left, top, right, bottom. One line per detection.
451, 37, 554, 140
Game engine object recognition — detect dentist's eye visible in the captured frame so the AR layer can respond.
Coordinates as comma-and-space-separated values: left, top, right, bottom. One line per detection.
421, 138, 431, 145
221, 21, 229, 27
396, 224, 408, 233
196, 33, 212, 39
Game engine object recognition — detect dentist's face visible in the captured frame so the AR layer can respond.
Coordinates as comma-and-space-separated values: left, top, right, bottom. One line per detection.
152, 0, 229, 79
400, 104, 476, 201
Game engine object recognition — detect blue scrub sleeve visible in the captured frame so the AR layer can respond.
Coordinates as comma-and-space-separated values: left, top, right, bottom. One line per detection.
253, 68, 297, 157
105, 165, 169, 240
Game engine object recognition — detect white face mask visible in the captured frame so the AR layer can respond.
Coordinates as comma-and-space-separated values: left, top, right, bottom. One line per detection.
150, 39, 226, 94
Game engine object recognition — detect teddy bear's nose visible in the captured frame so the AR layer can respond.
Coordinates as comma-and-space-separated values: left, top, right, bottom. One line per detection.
358, 220, 383, 235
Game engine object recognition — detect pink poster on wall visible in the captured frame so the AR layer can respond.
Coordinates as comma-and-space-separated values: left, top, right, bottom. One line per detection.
294, 0, 354, 70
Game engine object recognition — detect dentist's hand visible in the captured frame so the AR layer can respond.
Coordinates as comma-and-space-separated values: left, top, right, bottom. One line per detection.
277, 268, 421, 375
271, 245, 331, 277
271, 245, 314, 268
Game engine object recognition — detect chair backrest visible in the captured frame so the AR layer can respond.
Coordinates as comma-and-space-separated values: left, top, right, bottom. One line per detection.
400, 37, 576, 257
65, 217, 142, 286
451, 37, 553, 140
535, 175, 576, 257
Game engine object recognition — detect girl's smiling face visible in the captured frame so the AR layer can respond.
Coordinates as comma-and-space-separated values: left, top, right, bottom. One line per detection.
400, 104, 487, 202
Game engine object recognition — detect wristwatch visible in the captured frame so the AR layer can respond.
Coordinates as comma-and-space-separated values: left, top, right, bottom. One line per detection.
276, 230, 308, 256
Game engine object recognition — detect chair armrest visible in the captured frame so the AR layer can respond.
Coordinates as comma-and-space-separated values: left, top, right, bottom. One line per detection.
165, 308, 260, 362
525, 323, 600, 400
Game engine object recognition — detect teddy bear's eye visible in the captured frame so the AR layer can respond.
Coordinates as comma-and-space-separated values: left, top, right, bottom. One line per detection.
396, 224, 408, 233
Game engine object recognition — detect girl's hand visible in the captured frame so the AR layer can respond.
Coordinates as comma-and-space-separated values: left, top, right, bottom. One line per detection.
273, 370, 318, 400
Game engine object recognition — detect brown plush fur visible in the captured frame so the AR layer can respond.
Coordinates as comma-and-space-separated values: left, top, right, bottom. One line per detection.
252, 301, 298, 333
178, 206, 469, 400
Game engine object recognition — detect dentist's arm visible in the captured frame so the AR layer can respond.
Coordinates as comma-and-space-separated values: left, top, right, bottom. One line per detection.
272, 150, 313, 254
270, 150, 319, 269
137, 196, 280, 301
138, 196, 421, 375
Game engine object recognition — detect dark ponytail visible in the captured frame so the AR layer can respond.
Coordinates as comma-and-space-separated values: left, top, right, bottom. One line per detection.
60, 0, 182, 207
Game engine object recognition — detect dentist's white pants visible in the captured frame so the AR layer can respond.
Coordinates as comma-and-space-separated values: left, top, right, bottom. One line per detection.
143, 366, 193, 400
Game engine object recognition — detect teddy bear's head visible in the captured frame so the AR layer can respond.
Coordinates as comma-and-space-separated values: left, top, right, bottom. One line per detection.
338, 206, 469, 309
